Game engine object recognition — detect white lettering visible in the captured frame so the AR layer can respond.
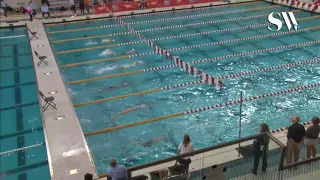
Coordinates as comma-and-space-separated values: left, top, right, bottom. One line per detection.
268, 12, 298, 31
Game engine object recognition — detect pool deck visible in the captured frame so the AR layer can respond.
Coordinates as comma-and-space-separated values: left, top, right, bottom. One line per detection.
26, 22, 97, 180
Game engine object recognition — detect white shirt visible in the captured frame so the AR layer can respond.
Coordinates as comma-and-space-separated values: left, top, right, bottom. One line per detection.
178, 142, 194, 159
68, 0, 75, 5
1, 1, 6, 8
41, 5, 49, 13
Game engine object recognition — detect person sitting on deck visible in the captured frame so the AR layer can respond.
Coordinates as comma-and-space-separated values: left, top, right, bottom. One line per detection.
108, 159, 127, 180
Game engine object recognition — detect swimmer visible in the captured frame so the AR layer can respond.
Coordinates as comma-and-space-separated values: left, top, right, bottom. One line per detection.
126, 49, 135, 55
119, 61, 143, 69
101, 38, 115, 43
94, 64, 118, 74
112, 104, 149, 118
97, 82, 130, 92
136, 136, 169, 147
99, 49, 116, 57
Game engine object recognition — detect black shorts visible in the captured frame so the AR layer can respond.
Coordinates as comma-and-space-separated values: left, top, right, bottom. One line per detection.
178, 158, 191, 166
79, 3, 84, 9
70, 5, 76, 10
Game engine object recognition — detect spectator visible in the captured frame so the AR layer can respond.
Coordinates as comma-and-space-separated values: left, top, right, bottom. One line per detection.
305, 117, 320, 159
286, 116, 306, 165
26, 2, 34, 22
84, 173, 93, 180
79, 0, 85, 14
85, 0, 90, 13
29, 0, 37, 17
68, 0, 77, 16
0, 0, 7, 17
107, 159, 127, 180
251, 123, 270, 175
42, 0, 50, 6
41, 3, 50, 19
175, 134, 194, 178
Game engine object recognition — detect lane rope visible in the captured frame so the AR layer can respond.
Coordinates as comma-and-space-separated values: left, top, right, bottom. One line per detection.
126, 5, 279, 25
47, 5, 277, 35
135, 9, 300, 33
60, 55, 129, 69
0, 142, 45, 155
66, 40, 320, 84
45, 17, 114, 27
166, 28, 312, 52
118, 1, 260, 19
55, 17, 320, 54
84, 83, 320, 136
51, 9, 303, 44
47, 24, 121, 34
150, 16, 320, 41
0, 35, 26, 39
271, 121, 313, 133
51, 31, 132, 44
73, 57, 319, 107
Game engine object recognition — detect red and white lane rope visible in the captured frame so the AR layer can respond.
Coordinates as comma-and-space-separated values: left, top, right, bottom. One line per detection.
149, 23, 269, 41
271, 121, 313, 133
114, 12, 223, 90
218, 57, 320, 79
136, 14, 265, 32
167, 28, 309, 52
184, 83, 320, 114
0, 142, 45, 155
118, 23, 271, 46
190, 40, 320, 64
161, 81, 203, 90
141, 41, 319, 73
127, 9, 247, 25
119, 5, 230, 19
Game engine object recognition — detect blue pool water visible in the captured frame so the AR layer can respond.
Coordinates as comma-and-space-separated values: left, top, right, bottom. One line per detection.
45, 1, 320, 174
0, 27, 50, 180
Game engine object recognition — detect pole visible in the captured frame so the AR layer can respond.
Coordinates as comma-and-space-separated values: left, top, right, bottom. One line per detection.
238, 91, 243, 157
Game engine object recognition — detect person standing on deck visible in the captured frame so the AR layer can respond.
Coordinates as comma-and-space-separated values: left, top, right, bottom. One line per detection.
304, 117, 320, 159
107, 159, 127, 180
286, 116, 306, 165
0, 0, 8, 17
68, 0, 77, 16
79, 0, 85, 14
251, 123, 270, 175
84, 0, 90, 13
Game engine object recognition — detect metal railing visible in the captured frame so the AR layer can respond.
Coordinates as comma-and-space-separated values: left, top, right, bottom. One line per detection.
125, 132, 286, 180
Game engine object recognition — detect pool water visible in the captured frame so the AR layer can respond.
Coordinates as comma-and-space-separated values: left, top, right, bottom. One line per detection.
0, 27, 50, 180
45, 1, 320, 174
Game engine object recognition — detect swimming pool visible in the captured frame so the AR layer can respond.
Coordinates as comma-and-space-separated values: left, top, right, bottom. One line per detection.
45, 1, 320, 174
0, 27, 50, 180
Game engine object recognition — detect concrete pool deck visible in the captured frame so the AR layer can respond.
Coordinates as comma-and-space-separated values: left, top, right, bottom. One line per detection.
26, 22, 97, 179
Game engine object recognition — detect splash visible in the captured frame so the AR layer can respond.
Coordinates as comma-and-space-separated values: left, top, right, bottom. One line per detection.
67, 88, 78, 96
94, 65, 118, 74
84, 40, 98, 46
99, 49, 116, 57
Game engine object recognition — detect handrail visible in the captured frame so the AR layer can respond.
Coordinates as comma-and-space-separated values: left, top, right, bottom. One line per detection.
126, 132, 285, 179
281, 156, 320, 170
